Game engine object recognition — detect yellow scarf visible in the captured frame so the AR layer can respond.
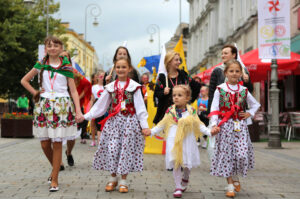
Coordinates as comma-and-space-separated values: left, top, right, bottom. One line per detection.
155, 104, 204, 169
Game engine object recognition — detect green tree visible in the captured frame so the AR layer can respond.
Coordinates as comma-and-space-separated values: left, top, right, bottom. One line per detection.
0, 0, 66, 100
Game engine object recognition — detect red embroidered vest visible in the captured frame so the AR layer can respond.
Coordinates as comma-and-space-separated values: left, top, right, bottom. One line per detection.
218, 87, 248, 120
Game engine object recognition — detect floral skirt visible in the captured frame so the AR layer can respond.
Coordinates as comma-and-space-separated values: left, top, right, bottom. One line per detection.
93, 113, 145, 175
210, 119, 254, 178
33, 97, 77, 142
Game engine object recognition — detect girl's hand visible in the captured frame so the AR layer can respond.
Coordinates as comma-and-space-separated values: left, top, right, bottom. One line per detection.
105, 75, 112, 83
40, 88, 45, 94
142, 128, 151, 136
211, 126, 220, 136
239, 111, 251, 120
164, 87, 170, 95
75, 111, 84, 123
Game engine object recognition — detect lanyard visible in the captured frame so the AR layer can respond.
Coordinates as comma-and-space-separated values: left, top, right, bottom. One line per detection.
169, 77, 178, 87
114, 78, 130, 102
48, 71, 58, 91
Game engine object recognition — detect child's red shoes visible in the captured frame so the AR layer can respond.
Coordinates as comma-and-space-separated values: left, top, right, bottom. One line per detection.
173, 188, 183, 198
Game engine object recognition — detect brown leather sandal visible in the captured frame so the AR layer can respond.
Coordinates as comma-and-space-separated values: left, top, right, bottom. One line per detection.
233, 181, 241, 192
119, 184, 128, 193
105, 181, 118, 192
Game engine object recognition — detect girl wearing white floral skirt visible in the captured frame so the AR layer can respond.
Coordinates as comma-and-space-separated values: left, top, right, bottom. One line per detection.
21, 36, 82, 192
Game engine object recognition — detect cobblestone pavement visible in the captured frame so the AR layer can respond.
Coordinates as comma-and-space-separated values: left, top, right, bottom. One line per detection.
0, 138, 300, 199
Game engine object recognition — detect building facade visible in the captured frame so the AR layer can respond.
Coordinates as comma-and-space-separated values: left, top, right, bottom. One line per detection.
187, 0, 258, 72
61, 22, 100, 80
187, 0, 300, 112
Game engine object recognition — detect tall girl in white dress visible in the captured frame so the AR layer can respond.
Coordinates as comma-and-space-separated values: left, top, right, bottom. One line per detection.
21, 36, 82, 192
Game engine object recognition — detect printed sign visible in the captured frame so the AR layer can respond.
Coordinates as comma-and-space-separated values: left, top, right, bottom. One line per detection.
258, 0, 290, 59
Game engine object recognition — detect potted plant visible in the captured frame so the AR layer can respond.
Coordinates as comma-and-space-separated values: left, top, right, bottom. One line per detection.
1, 112, 33, 138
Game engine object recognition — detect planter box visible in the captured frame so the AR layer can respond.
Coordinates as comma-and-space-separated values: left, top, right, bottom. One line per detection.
1, 119, 33, 138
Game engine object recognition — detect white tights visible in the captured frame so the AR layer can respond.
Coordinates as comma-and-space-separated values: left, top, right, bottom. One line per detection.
173, 167, 191, 189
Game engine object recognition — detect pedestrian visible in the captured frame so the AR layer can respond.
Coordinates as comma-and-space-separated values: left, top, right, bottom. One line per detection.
20, 36, 82, 192
208, 59, 260, 198
144, 85, 219, 198
105, 46, 140, 83
58, 50, 78, 168
197, 85, 209, 148
140, 73, 149, 106
90, 69, 106, 146
79, 57, 149, 193
153, 50, 202, 124
207, 44, 253, 113
16, 93, 29, 113
74, 71, 92, 144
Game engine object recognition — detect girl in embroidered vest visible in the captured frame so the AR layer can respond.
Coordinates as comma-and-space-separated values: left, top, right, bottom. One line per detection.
144, 85, 220, 198
80, 57, 149, 193
21, 36, 83, 192
209, 59, 260, 198
90, 70, 106, 146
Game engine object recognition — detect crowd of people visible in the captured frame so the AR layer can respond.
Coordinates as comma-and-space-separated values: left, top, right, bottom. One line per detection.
20, 35, 260, 198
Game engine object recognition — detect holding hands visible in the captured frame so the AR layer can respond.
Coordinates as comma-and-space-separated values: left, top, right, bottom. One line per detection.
76, 113, 85, 123
142, 128, 151, 136
211, 126, 220, 136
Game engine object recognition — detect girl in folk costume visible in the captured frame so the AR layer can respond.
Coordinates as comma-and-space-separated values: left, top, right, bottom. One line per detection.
80, 57, 149, 193
209, 59, 260, 198
21, 36, 82, 192
144, 85, 220, 198
90, 70, 106, 146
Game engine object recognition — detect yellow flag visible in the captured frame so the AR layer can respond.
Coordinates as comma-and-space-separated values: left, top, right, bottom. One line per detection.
173, 34, 188, 73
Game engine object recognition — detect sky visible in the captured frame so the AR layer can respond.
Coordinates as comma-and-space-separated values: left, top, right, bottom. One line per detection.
53, 0, 190, 73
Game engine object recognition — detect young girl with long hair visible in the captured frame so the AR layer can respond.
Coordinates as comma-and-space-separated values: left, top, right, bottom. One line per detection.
21, 36, 82, 192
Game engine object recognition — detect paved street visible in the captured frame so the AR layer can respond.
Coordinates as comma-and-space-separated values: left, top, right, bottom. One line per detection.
0, 137, 300, 199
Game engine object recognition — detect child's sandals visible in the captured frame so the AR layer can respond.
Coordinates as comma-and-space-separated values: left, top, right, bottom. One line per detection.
226, 184, 235, 198
105, 177, 118, 192
173, 188, 183, 198
233, 180, 241, 192
105, 181, 118, 192
119, 179, 128, 193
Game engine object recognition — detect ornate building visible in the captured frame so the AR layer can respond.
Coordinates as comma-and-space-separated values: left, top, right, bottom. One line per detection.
61, 22, 100, 79
187, 0, 257, 72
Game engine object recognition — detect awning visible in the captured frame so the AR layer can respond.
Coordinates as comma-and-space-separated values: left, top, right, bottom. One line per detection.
196, 48, 300, 83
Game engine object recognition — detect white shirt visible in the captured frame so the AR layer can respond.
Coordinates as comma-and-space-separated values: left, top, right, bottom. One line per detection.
84, 80, 149, 129
210, 83, 261, 127
35, 63, 70, 98
92, 84, 104, 99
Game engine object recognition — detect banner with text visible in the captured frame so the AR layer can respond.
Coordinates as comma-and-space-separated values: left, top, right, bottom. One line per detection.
258, 0, 290, 59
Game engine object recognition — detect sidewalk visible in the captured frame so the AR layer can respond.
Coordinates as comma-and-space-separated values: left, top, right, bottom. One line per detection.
0, 138, 300, 199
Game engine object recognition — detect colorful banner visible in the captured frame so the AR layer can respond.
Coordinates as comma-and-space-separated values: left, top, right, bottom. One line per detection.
258, 0, 290, 59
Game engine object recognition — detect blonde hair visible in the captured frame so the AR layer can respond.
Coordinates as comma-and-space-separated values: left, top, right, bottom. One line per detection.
173, 85, 191, 101
164, 50, 180, 73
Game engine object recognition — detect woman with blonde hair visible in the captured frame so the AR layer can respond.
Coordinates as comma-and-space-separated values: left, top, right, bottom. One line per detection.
153, 50, 203, 124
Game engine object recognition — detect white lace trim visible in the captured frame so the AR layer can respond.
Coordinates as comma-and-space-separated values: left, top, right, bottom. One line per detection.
39, 136, 76, 142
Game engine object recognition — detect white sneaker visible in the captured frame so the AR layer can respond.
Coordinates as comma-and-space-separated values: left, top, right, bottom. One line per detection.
201, 141, 207, 149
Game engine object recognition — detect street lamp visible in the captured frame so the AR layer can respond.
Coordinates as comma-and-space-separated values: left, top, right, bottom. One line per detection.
84, 3, 101, 76
147, 24, 160, 54
164, 0, 182, 24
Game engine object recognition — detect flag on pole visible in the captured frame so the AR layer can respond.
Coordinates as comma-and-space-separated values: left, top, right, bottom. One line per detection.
173, 34, 188, 73
157, 44, 167, 80
234, 43, 247, 73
